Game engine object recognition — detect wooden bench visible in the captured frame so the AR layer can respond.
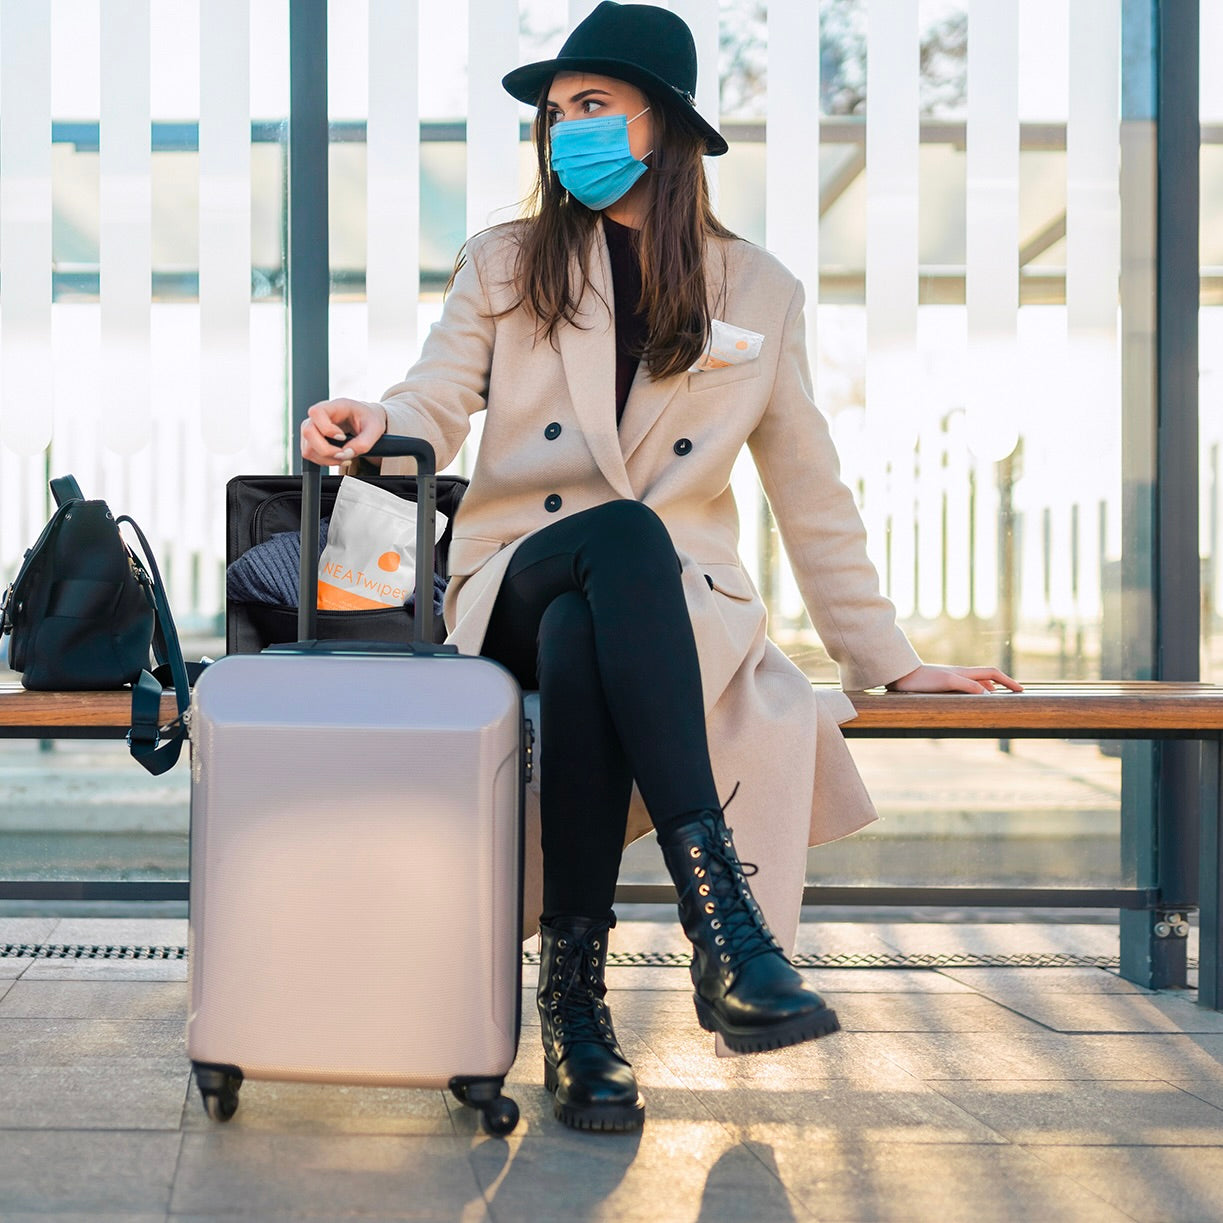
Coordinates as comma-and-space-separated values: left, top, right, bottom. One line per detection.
840, 681, 1222, 1010
2, 679, 1220, 1007
0, 683, 178, 738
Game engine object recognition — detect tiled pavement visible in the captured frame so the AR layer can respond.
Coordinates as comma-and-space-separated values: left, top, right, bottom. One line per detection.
2, 916, 1223, 1222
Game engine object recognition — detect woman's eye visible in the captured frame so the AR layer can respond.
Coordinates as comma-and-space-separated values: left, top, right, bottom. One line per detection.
581, 99, 601, 114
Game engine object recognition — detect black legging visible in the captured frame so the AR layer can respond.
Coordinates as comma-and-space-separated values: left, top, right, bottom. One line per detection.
480, 500, 721, 920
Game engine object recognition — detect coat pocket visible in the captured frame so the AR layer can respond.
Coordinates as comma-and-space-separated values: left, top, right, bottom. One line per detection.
447, 535, 505, 577
699, 562, 757, 602
686, 362, 762, 394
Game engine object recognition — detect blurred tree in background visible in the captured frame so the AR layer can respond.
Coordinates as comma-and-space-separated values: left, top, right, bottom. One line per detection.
718, 0, 968, 119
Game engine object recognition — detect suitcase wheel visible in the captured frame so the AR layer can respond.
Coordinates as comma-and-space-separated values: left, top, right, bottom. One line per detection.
481, 1096, 519, 1137
194, 1062, 244, 1123
449, 1076, 520, 1136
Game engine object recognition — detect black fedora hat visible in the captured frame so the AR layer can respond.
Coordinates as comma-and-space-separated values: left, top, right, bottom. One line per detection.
502, 1, 728, 157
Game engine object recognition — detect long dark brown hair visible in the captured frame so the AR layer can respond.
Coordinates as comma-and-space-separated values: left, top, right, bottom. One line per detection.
452, 85, 738, 380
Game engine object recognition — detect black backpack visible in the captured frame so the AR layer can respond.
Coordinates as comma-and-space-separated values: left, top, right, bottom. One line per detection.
1, 475, 191, 774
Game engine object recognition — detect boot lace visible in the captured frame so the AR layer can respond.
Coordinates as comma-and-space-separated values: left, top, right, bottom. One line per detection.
547, 926, 619, 1050
692, 786, 784, 967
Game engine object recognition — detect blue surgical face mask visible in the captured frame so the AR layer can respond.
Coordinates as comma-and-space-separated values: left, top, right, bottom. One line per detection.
549, 107, 651, 211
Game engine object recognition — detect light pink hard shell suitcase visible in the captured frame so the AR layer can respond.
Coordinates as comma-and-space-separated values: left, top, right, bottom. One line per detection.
187, 438, 526, 1135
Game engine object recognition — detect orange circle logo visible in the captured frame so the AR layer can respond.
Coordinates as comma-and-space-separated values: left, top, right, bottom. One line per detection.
377, 552, 401, 572
735, 339, 749, 350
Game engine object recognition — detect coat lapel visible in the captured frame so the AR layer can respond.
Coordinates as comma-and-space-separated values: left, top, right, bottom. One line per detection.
557, 230, 635, 501
617, 361, 685, 464
619, 238, 731, 464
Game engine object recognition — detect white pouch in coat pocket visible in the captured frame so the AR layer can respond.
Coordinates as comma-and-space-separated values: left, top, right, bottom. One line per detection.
689, 319, 765, 372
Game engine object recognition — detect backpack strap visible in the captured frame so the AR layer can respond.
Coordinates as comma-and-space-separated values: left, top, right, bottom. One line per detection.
118, 515, 196, 776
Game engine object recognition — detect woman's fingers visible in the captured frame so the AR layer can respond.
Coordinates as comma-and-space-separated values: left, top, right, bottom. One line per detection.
300, 399, 386, 464
887, 664, 1024, 694
943, 667, 1024, 694
338, 403, 389, 460
300, 401, 350, 463
960, 667, 1024, 693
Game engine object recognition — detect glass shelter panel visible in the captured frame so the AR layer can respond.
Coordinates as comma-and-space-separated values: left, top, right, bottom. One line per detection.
0, 0, 1176, 900
0, 0, 290, 893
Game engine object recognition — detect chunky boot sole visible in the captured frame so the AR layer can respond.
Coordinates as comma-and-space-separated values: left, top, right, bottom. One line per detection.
544, 1062, 646, 1132
694, 994, 841, 1053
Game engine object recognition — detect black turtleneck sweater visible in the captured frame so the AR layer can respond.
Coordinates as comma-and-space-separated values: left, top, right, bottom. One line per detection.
602, 214, 648, 425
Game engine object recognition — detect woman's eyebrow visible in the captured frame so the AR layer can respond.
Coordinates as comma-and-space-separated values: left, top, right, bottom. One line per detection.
547, 88, 613, 108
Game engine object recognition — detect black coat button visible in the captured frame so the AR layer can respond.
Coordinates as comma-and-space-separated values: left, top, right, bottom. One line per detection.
544, 422, 562, 440
544, 494, 563, 513
674, 438, 693, 455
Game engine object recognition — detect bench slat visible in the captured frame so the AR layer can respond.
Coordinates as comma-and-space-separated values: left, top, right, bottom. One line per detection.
838, 682, 1223, 732
0, 683, 178, 732
5, 679, 1223, 734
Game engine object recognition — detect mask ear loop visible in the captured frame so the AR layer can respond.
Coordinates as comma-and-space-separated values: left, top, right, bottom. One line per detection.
629, 107, 652, 163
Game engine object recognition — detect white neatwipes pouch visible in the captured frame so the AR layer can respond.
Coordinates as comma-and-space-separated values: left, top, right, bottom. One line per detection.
689, 319, 765, 372
317, 477, 448, 611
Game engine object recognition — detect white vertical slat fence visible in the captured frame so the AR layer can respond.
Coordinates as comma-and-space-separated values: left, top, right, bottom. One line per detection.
863, 0, 920, 577
943, 410, 973, 621
671, 0, 720, 202
457, 0, 522, 475
466, 0, 520, 237
964, 0, 1019, 464
1066, 0, 1121, 507
367, 0, 421, 390
0, 0, 1140, 669
766, 0, 819, 359
194, 0, 252, 620
0, 0, 54, 585
100, 0, 152, 461
915, 413, 945, 621
200, 0, 251, 455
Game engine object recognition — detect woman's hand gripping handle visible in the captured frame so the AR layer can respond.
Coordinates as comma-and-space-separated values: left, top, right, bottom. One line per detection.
300, 398, 389, 466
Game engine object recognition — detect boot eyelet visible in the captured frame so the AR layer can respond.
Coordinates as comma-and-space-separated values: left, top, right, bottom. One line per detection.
710, 919, 722, 930
553, 991, 560, 1000
704, 902, 715, 915
715, 935, 725, 946
593, 940, 600, 949
698, 884, 710, 897
694, 867, 706, 878
592, 956, 599, 965
558, 938, 567, 947
720, 953, 731, 963
689, 847, 701, 858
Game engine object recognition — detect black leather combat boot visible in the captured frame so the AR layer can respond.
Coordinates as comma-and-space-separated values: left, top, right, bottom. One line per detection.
658, 806, 840, 1053
538, 915, 645, 1132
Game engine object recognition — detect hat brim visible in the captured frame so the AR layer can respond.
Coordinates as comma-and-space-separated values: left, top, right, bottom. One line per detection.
502, 56, 729, 157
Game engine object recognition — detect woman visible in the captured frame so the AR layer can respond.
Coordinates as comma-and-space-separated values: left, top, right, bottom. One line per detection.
302, 1, 1020, 1134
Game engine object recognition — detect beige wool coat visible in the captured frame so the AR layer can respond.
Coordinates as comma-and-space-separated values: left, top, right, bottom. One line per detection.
375, 222, 922, 958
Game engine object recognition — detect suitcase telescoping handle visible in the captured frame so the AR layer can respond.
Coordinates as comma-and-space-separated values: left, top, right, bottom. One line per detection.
298, 435, 439, 645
